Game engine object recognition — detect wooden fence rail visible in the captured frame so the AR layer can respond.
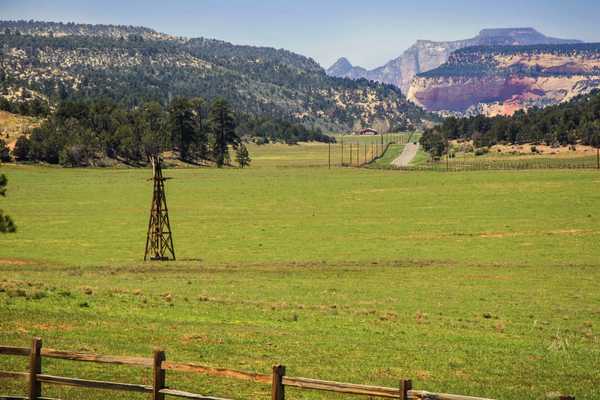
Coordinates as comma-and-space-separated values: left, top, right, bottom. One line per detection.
0, 338, 575, 400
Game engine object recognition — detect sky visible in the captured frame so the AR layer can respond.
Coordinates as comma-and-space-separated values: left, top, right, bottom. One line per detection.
2, 0, 600, 69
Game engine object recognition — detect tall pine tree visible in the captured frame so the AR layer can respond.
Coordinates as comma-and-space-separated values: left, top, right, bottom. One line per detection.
169, 97, 205, 161
208, 99, 239, 167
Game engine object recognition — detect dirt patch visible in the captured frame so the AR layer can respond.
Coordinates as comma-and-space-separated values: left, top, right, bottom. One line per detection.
31, 323, 75, 332
0, 110, 41, 149
489, 143, 596, 157
0, 258, 34, 266
479, 229, 592, 239
463, 275, 512, 281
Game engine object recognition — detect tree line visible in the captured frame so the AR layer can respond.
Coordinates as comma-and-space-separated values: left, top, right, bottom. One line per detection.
421, 90, 600, 157
420, 43, 600, 79
9, 97, 243, 167
5, 97, 333, 167
0, 96, 50, 117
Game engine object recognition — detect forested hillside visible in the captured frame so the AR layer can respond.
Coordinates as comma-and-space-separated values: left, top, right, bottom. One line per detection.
420, 90, 600, 155
0, 20, 430, 132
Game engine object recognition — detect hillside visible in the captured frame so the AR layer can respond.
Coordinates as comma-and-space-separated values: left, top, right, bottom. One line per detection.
420, 89, 600, 154
326, 28, 581, 93
0, 20, 430, 132
0, 110, 40, 150
407, 43, 600, 115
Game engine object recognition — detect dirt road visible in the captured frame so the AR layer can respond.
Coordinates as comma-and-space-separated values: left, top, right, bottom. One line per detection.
391, 142, 419, 167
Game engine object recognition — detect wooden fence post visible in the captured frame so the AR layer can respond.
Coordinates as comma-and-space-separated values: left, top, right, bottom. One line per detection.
400, 379, 412, 400
153, 349, 166, 400
271, 364, 285, 400
28, 337, 42, 400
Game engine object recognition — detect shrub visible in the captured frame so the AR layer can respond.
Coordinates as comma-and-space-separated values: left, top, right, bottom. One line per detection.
29, 290, 47, 300
59, 145, 91, 167
7, 288, 27, 298
0, 140, 10, 162
474, 148, 489, 156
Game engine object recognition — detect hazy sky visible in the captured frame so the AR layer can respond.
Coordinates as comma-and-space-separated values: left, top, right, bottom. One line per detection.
2, 0, 600, 69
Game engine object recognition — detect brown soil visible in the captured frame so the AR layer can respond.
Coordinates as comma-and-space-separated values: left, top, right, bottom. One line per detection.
0, 258, 33, 266
490, 143, 596, 157
0, 110, 41, 149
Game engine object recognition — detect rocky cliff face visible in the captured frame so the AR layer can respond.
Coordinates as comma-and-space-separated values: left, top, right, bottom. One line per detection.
327, 28, 581, 93
407, 44, 600, 116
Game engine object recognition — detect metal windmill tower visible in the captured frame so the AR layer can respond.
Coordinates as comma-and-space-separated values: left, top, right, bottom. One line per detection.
144, 155, 176, 261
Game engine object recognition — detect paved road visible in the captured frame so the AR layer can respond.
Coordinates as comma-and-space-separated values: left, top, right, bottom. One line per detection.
391, 142, 419, 167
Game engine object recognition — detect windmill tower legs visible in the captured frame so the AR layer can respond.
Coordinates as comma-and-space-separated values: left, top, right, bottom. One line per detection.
144, 156, 176, 261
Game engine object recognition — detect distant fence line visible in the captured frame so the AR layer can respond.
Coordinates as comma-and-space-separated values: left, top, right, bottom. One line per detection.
325, 133, 600, 172
0, 338, 576, 400
389, 155, 600, 172
328, 133, 412, 168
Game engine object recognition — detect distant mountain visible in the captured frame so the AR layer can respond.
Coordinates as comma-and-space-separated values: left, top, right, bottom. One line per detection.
326, 57, 368, 79
0, 20, 431, 132
407, 43, 600, 116
327, 28, 582, 93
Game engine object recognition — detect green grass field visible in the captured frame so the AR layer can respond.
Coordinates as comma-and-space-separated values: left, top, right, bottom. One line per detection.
1, 141, 599, 399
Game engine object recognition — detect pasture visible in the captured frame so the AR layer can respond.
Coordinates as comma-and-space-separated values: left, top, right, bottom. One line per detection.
407, 141, 600, 171
0, 141, 599, 399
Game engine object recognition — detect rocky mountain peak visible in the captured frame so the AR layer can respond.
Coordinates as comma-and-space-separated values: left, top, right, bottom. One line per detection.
327, 57, 353, 75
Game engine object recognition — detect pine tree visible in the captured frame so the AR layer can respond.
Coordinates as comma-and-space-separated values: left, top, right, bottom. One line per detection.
208, 99, 239, 167
0, 174, 16, 233
235, 143, 251, 168
168, 97, 205, 161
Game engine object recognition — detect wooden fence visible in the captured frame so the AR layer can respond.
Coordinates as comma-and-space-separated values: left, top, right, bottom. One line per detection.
0, 338, 575, 400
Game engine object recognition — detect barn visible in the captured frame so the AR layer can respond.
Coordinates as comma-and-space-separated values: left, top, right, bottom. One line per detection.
357, 128, 378, 136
